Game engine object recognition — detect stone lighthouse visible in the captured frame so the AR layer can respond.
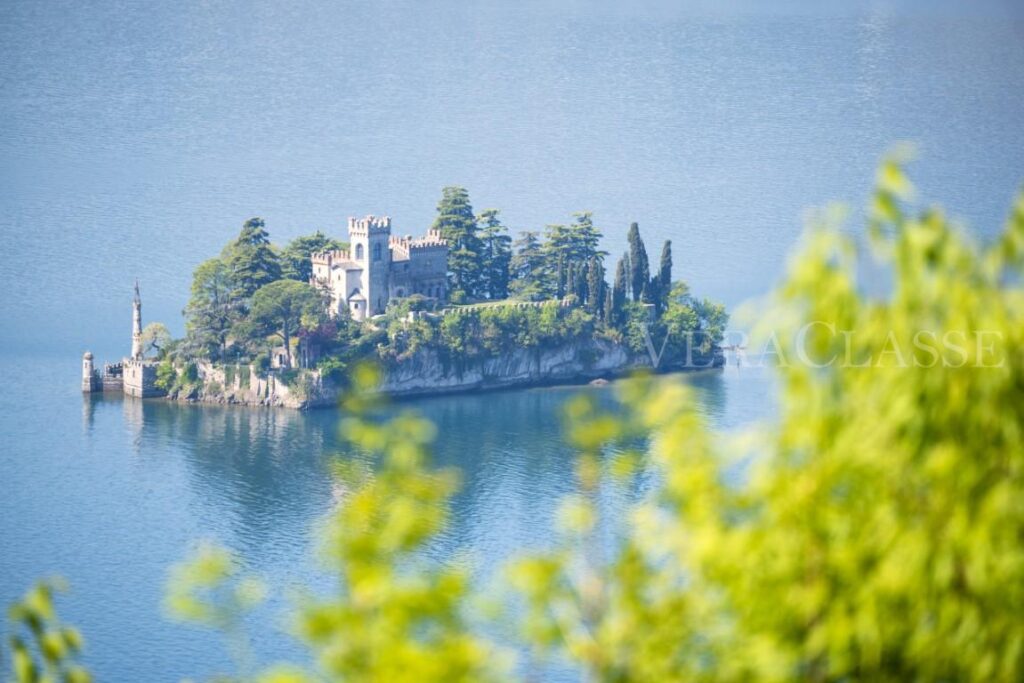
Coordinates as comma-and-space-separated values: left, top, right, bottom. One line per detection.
131, 279, 144, 361
123, 280, 164, 398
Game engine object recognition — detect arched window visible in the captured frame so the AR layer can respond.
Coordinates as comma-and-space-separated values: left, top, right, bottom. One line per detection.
355, 244, 364, 260
373, 243, 382, 262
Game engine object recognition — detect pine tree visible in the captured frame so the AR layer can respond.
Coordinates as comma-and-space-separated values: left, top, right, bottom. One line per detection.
509, 231, 548, 301
477, 209, 512, 300
432, 187, 483, 302
280, 231, 347, 282
627, 222, 650, 303
226, 217, 282, 299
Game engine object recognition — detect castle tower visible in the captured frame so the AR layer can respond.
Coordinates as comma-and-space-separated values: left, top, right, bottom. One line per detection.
348, 215, 392, 317
131, 280, 144, 360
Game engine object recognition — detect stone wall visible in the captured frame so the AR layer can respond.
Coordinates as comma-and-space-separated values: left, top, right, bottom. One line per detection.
123, 359, 164, 398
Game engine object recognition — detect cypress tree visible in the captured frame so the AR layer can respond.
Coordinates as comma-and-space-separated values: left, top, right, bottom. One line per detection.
655, 239, 673, 315
627, 222, 650, 303
612, 254, 629, 327
586, 255, 606, 319
556, 253, 567, 298
574, 261, 589, 304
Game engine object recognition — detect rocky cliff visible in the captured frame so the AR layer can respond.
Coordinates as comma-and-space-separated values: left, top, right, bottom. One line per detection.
175, 339, 722, 410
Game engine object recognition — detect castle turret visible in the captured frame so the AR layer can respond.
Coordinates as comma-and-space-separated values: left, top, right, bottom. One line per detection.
131, 280, 143, 360
82, 351, 97, 393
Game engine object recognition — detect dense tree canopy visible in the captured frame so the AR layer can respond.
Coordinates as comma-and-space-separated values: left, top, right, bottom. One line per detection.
226, 218, 282, 299
281, 231, 347, 282
249, 280, 325, 368
183, 258, 241, 360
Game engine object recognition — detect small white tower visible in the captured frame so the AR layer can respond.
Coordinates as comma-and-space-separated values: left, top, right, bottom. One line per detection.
82, 351, 96, 393
131, 280, 144, 361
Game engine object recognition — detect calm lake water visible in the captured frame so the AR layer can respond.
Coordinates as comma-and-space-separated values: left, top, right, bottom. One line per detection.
1, 0, 1023, 680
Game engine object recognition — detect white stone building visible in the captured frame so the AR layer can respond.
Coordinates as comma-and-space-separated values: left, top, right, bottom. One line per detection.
310, 215, 447, 321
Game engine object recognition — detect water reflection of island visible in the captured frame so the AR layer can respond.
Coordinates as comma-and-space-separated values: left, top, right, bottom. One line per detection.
90, 372, 731, 584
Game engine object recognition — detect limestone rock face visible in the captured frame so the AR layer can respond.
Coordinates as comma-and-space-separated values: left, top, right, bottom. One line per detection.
377, 338, 631, 398
175, 340, 723, 410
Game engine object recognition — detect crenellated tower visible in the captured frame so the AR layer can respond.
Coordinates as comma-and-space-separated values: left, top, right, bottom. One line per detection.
348, 215, 392, 316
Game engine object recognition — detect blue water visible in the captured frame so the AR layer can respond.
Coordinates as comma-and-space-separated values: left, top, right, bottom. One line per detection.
1, 1, 1022, 680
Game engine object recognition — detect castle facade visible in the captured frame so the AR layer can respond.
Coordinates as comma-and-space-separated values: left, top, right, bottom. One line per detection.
310, 215, 448, 321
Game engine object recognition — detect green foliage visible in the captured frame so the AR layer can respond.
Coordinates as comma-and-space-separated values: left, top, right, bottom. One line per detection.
627, 221, 650, 303
155, 358, 177, 391
140, 322, 172, 358
433, 187, 483, 301
611, 254, 629, 327
226, 218, 282, 299
586, 255, 607, 319
543, 212, 605, 270
510, 161, 1024, 681
382, 303, 597, 366
478, 209, 512, 300
185, 258, 243, 361
248, 280, 325, 368
508, 231, 548, 301
280, 231, 347, 283
4, 580, 91, 683
165, 542, 266, 679
653, 239, 672, 315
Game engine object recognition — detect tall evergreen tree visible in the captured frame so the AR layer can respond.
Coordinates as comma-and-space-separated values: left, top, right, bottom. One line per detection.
432, 187, 483, 302
574, 261, 590, 304
627, 222, 650, 303
612, 254, 629, 327
556, 253, 567, 298
655, 239, 673, 315
509, 231, 548, 300
586, 255, 606, 319
226, 217, 282, 299
477, 209, 512, 300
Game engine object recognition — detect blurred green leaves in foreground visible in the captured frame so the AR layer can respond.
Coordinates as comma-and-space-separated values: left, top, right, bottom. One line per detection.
8, 160, 1024, 681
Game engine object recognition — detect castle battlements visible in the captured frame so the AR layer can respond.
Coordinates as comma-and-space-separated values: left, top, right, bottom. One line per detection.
347, 215, 392, 235
311, 248, 355, 266
389, 229, 446, 260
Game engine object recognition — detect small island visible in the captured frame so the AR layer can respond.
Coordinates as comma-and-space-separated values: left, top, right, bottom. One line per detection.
83, 187, 727, 408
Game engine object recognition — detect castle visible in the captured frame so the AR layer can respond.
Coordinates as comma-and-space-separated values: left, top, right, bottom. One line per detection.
310, 215, 448, 321
82, 281, 165, 398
